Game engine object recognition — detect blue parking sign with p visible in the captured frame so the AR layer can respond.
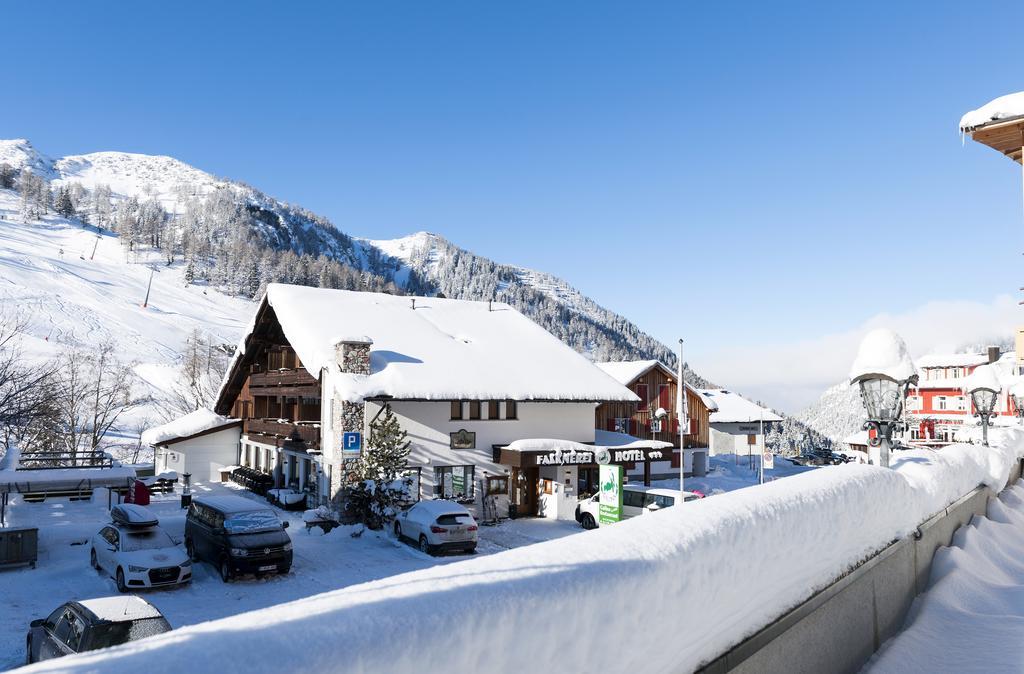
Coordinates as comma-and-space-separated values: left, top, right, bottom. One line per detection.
343, 432, 362, 453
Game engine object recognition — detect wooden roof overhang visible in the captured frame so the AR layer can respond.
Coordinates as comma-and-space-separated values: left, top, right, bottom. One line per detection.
214, 298, 309, 416
965, 116, 1024, 164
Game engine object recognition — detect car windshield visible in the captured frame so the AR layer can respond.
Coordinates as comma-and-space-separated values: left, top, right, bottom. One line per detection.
87, 617, 172, 650
121, 529, 175, 552
223, 510, 281, 534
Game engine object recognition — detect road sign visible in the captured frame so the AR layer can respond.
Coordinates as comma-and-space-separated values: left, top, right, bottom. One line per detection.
763, 450, 774, 470
342, 432, 362, 454
598, 464, 623, 525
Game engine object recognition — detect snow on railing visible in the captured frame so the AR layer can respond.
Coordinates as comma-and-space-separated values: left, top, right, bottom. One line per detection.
23, 430, 1024, 674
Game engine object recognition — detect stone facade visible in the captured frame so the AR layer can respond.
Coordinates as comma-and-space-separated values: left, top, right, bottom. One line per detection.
329, 338, 372, 502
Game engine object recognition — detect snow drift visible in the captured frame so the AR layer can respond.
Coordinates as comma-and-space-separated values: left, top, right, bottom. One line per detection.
19, 431, 1024, 674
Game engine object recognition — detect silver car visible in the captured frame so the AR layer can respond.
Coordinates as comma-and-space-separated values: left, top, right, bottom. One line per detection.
394, 500, 478, 555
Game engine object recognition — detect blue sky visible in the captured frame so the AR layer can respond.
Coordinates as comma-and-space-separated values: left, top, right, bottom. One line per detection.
4, 2, 1023, 410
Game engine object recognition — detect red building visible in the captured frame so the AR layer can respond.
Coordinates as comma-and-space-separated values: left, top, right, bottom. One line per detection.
905, 347, 1015, 446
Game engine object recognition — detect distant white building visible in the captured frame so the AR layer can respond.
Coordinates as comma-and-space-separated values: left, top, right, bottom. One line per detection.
143, 409, 241, 482
156, 284, 672, 521
695, 389, 783, 458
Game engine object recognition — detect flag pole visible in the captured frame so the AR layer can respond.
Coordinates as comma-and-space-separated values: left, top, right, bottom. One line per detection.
678, 338, 685, 496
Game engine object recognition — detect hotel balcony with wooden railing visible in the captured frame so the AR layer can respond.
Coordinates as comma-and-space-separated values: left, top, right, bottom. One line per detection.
242, 418, 321, 452
247, 367, 320, 397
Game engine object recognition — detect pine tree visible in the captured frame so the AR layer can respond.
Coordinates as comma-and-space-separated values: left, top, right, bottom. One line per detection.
54, 186, 75, 218
0, 163, 15, 190
184, 259, 195, 286
347, 403, 412, 529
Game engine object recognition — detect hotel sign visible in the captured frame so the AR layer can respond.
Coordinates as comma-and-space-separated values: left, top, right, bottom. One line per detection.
529, 447, 667, 467
599, 464, 623, 525
450, 429, 476, 450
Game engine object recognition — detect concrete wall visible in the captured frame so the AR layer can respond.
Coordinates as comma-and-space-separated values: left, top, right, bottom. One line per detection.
698, 457, 1024, 674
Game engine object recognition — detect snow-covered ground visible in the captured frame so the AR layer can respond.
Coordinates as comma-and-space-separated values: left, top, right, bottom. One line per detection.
868, 482, 1024, 673
20, 432, 1022, 674
0, 481, 580, 671
649, 453, 816, 495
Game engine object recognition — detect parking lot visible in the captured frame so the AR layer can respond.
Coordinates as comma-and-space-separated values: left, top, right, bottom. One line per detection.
0, 481, 582, 670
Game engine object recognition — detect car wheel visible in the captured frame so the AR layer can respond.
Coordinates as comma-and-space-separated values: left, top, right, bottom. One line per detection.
466, 544, 477, 554
278, 566, 291, 576
581, 513, 597, 530
418, 535, 433, 555
219, 558, 233, 583
185, 538, 198, 562
115, 568, 127, 593
90, 548, 99, 570
393, 522, 402, 541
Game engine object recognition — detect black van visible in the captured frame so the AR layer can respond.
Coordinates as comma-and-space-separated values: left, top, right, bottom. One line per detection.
184, 495, 292, 582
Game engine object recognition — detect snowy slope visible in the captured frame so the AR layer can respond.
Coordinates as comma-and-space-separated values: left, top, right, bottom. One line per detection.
0, 188, 253, 428
796, 380, 865, 443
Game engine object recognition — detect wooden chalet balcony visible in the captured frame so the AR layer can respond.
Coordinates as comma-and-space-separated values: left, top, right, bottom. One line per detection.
243, 419, 321, 451
248, 368, 319, 396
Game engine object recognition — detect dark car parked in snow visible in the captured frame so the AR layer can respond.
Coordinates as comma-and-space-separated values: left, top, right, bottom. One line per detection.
26, 596, 171, 663
184, 495, 292, 582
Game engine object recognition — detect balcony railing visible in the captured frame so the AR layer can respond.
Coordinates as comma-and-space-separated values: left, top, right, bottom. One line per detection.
248, 368, 320, 396
243, 419, 321, 451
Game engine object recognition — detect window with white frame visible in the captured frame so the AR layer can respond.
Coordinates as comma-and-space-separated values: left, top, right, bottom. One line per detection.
906, 395, 922, 411
954, 396, 967, 412
936, 396, 948, 411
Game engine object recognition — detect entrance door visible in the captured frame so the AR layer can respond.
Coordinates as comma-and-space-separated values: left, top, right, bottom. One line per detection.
513, 467, 539, 517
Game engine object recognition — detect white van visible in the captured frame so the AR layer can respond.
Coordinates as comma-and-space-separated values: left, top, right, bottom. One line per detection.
574, 485, 702, 529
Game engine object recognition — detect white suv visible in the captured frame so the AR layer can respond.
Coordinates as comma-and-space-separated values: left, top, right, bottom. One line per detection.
575, 485, 702, 529
394, 500, 478, 555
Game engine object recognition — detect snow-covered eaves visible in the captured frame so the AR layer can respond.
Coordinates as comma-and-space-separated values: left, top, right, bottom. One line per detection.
697, 389, 783, 423
141, 409, 239, 447
233, 284, 639, 404
960, 91, 1024, 132
593, 360, 715, 409
916, 353, 990, 369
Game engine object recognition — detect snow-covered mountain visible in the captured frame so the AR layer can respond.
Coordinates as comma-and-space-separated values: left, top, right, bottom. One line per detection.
795, 381, 864, 444
0, 138, 704, 378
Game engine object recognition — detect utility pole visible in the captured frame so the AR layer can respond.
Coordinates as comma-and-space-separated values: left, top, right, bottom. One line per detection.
677, 338, 686, 496
142, 268, 155, 308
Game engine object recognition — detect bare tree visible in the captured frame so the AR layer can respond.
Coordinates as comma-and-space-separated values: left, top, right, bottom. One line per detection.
161, 329, 231, 419
54, 342, 137, 463
0, 313, 58, 457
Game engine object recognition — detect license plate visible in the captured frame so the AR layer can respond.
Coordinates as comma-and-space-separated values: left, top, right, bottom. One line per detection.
258, 565, 277, 572
451, 527, 464, 534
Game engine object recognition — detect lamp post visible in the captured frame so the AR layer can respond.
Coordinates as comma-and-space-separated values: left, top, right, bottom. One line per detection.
849, 329, 919, 468
966, 364, 1001, 447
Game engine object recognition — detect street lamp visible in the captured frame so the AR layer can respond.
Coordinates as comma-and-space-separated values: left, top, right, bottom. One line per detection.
1008, 380, 1024, 426
849, 329, 919, 468
966, 364, 1001, 447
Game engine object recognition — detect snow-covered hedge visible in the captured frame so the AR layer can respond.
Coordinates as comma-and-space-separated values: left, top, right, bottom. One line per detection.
23, 430, 1024, 674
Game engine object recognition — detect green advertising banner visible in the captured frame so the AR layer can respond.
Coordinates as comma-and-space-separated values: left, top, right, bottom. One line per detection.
598, 464, 623, 525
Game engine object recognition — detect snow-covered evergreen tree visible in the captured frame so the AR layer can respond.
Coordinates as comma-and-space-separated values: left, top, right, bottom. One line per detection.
346, 404, 412, 529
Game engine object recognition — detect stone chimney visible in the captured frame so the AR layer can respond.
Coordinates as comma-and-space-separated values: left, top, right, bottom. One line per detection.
329, 337, 373, 503
988, 345, 1001, 364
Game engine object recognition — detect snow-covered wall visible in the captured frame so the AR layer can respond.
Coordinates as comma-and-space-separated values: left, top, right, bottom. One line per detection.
23, 430, 1024, 674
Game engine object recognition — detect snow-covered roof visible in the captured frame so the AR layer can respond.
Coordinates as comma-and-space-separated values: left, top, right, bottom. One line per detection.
230, 284, 638, 403
964, 363, 1001, 393
916, 353, 990, 368
141, 409, 238, 446
78, 596, 163, 622
194, 494, 273, 515
696, 390, 783, 423
593, 429, 674, 450
960, 92, 1024, 131
0, 465, 137, 494
843, 430, 870, 446
849, 329, 918, 383
593, 360, 717, 410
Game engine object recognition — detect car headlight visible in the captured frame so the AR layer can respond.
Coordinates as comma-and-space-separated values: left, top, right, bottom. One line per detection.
180, 560, 192, 567
127, 565, 148, 573
230, 548, 249, 557
283, 542, 293, 552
